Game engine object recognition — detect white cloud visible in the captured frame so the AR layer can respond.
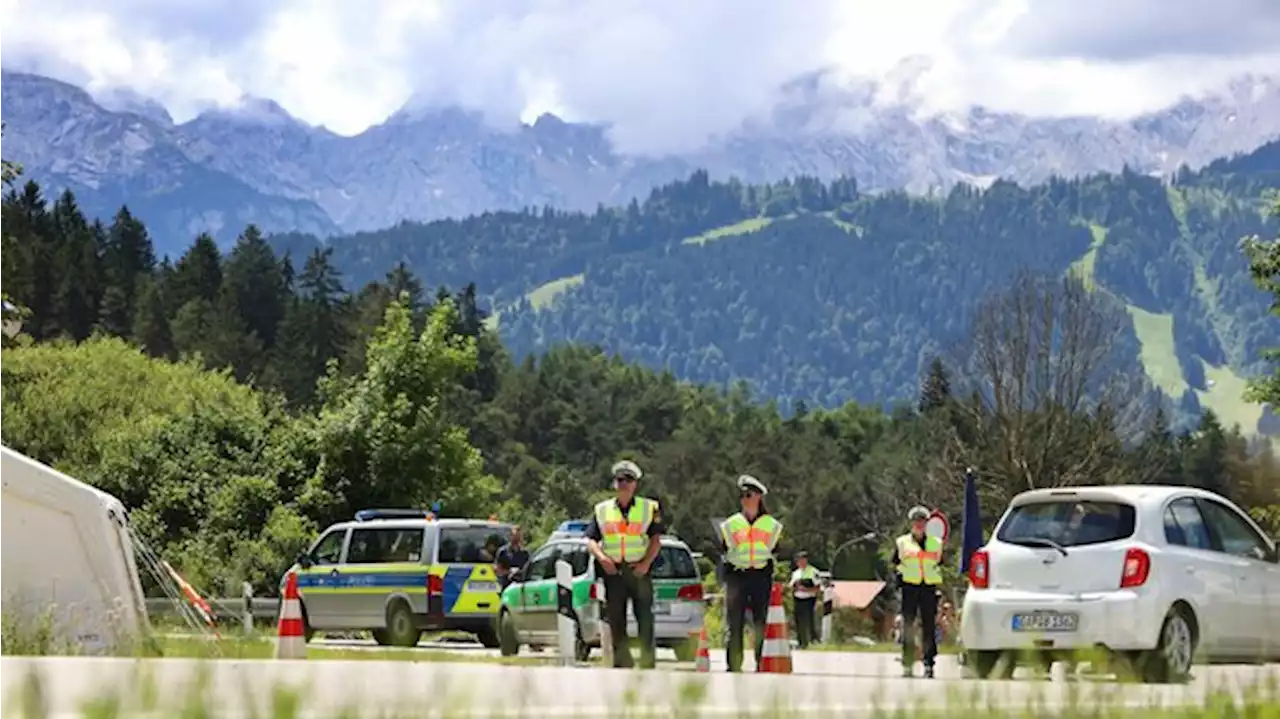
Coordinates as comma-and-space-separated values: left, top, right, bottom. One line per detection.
3, 0, 1279, 153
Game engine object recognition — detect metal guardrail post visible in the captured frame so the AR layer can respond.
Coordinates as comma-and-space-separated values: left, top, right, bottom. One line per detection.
242, 582, 255, 635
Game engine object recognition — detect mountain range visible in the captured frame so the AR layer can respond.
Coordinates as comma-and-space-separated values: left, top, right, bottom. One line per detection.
4, 69, 1280, 258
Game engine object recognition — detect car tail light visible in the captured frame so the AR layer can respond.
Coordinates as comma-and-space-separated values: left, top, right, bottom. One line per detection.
968, 550, 990, 589
1120, 548, 1151, 588
427, 573, 444, 596
589, 582, 603, 601
677, 584, 704, 602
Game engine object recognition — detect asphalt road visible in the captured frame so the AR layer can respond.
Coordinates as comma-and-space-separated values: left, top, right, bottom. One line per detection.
6, 649, 1275, 717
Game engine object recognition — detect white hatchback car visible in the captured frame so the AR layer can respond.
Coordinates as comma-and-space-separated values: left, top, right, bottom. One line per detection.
960, 485, 1280, 683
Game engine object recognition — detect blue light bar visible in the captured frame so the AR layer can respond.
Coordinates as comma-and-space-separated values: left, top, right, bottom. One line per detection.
555, 520, 591, 534
354, 508, 433, 522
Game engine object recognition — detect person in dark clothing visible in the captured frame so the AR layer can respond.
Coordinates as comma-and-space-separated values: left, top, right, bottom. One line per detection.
494, 525, 530, 589
788, 551, 819, 648
584, 460, 665, 669
718, 474, 783, 673
891, 505, 943, 678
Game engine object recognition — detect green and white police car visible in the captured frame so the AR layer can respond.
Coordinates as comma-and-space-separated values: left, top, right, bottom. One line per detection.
496, 521, 706, 661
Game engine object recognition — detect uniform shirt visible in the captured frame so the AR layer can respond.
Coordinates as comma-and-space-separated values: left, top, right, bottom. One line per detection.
584, 497, 667, 560
790, 567, 819, 599
494, 543, 530, 584
890, 532, 937, 588
715, 511, 782, 578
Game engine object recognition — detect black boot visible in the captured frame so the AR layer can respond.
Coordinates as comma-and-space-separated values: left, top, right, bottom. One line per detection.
924, 664, 935, 679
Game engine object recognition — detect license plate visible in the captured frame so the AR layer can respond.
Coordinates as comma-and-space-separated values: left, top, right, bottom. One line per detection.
652, 601, 671, 615
468, 581, 499, 593
1012, 611, 1079, 632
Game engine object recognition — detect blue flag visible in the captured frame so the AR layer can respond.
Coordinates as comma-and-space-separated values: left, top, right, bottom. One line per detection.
960, 467, 984, 574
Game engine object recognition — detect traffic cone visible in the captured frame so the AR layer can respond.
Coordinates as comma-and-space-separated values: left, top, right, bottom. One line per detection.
757, 583, 792, 674
274, 571, 306, 659
694, 625, 711, 673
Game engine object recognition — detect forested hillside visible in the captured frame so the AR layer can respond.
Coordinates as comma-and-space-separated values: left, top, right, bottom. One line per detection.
273, 143, 1280, 435
2, 166, 1278, 596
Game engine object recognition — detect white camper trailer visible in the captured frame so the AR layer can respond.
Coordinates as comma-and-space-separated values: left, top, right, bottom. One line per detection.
1, 446, 150, 653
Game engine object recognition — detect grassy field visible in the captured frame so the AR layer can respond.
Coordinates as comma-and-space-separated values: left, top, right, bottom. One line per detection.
1068, 223, 1109, 291
681, 217, 774, 246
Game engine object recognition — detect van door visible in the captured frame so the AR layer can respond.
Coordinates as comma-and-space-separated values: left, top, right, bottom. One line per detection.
435, 523, 512, 618
297, 527, 349, 629
342, 525, 429, 628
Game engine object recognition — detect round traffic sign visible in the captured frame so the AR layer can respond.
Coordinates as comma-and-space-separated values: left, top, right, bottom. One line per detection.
925, 510, 949, 543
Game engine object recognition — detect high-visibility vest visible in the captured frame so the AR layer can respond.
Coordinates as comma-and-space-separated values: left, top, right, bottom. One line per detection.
721, 513, 781, 569
792, 565, 819, 598
595, 497, 659, 562
896, 533, 943, 586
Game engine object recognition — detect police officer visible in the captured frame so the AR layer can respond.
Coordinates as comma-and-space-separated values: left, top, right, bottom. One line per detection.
584, 460, 664, 669
718, 474, 782, 673
891, 506, 943, 678
788, 551, 819, 648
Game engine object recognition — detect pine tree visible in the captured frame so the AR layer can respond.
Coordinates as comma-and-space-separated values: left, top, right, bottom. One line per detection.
99, 206, 156, 335
1182, 410, 1230, 498
49, 191, 103, 341
221, 225, 286, 350
169, 233, 223, 311
918, 356, 952, 414
132, 276, 174, 359
3, 181, 54, 339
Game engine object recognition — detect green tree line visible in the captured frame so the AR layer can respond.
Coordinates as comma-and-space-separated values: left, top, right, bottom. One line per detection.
3, 175, 1278, 596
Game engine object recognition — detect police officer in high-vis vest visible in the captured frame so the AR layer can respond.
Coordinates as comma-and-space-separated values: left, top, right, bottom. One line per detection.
892, 505, 943, 678
585, 460, 665, 669
718, 474, 782, 673
788, 550, 819, 648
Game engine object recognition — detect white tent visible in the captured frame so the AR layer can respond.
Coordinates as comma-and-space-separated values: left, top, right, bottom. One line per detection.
1, 446, 150, 653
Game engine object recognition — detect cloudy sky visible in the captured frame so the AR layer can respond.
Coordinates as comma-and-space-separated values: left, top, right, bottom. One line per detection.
3, 0, 1279, 154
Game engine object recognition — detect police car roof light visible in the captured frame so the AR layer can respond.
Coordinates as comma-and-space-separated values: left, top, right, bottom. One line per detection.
555, 519, 591, 534
354, 508, 433, 522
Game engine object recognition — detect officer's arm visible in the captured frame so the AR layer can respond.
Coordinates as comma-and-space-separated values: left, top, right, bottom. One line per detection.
585, 517, 610, 563
890, 546, 903, 586
640, 503, 664, 565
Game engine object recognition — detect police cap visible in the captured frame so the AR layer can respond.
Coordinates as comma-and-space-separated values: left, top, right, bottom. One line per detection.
611, 460, 643, 481
737, 474, 768, 495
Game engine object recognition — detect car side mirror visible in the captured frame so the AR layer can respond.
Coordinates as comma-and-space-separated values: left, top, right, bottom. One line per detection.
297, 552, 314, 570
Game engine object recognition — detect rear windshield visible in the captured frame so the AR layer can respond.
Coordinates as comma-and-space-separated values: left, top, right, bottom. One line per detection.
997, 500, 1136, 548
651, 545, 698, 580
437, 525, 513, 564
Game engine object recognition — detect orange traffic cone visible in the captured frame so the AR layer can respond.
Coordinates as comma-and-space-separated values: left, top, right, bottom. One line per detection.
757, 583, 792, 674
275, 571, 306, 659
694, 625, 711, 673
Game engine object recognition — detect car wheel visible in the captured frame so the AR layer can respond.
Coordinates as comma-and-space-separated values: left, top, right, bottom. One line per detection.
964, 650, 1016, 680
1137, 608, 1196, 684
384, 601, 422, 648
498, 611, 520, 657
371, 629, 390, 646
575, 636, 593, 662
476, 624, 501, 649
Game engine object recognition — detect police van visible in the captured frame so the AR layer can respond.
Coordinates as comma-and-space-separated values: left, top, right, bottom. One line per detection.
496, 520, 706, 661
282, 509, 513, 647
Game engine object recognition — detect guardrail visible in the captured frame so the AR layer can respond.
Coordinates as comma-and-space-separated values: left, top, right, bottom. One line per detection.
145, 597, 280, 623
146, 593, 729, 628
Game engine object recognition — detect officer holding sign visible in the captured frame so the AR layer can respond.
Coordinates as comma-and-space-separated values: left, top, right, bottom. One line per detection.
892, 505, 944, 678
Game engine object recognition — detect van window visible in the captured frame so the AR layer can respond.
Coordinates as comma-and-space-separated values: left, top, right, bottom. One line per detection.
651, 546, 698, 580
346, 527, 424, 564
997, 500, 1135, 548
311, 529, 347, 565
437, 525, 513, 564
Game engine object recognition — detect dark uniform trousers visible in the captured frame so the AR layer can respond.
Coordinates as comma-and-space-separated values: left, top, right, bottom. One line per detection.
724, 567, 772, 672
793, 596, 816, 648
602, 563, 656, 669
901, 582, 940, 667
